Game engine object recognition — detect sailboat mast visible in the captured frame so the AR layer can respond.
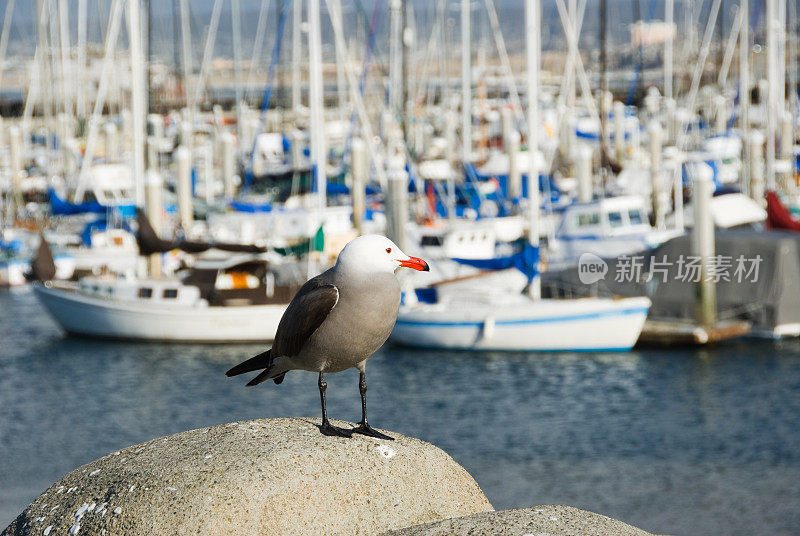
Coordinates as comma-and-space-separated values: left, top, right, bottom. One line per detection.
329, 0, 347, 119
57, 0, 71, 116
36, 0, 53, 149
77, 0, 87, 118
172, 0, 180, 103
461, 0, 471, 163
0, 0, 15, 103
600, 0, 608, 160
292, 0, 302, 113
231, 0, 244, 140
665, 0, 673, 101
767, 0, 777, 190
632, 0, 641, 103
179, 0, 193, 113
390, 0, 403, 116
740, 0, 750, 193
308, 0, 326, 214
778, 0, 786, 119
129, 0, 146, 206
526, 0, 541, 299
402, 0, 410, 142
146, 0, 153, 113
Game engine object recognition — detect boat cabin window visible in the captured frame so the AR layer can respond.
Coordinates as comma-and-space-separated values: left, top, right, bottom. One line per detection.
163, 289, 178, 299
138, 288, 153, 298
608, 211, 625, 228
421, 235, 443, 246
628, 209, 645, 225
577, 213, 600, 227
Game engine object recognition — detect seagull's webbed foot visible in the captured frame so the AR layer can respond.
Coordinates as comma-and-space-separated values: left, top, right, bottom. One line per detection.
319, 420, 352, 438
352, 422, 394, 441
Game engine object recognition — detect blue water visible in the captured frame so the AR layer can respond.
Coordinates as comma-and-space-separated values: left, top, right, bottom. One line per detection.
1, 287, 799, 535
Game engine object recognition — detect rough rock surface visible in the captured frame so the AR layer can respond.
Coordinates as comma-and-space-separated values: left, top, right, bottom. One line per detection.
382, 505, 655, 536
2, 418, 492, 536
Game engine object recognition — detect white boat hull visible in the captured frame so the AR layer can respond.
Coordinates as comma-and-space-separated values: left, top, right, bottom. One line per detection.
391, 296, 651, 352
33, 284, 286, 342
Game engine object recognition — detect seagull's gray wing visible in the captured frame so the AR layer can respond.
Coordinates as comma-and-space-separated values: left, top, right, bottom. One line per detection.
272, 276, 340, 358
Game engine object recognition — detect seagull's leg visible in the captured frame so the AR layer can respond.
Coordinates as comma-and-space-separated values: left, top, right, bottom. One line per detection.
318, 372, 349, 437
352, 368, 393, 440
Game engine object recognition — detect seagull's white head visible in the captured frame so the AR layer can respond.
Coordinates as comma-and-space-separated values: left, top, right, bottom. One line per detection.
335, 234, 429, 275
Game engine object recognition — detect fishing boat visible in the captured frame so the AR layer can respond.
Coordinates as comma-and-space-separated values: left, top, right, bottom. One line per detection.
546, 196, 683, 270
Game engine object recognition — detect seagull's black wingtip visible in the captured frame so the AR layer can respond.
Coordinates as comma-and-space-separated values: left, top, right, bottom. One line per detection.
226, 349, 272, 377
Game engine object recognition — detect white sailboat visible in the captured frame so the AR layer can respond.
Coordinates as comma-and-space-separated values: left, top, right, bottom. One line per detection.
33, 254, 299, 342
392, 284, 650, 352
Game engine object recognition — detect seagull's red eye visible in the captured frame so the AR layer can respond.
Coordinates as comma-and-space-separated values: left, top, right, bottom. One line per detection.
386, 247, 392, 253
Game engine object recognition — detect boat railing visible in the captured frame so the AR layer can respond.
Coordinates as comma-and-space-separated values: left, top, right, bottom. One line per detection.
540, 278, 619, 300
41, 279, 80, 291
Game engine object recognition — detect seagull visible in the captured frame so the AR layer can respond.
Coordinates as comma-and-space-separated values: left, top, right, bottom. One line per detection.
226, 234, 429, 439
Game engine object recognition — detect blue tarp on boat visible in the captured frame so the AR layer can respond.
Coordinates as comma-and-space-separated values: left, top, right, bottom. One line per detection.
326, 182, 381, 196
466, 163, 563, 204
48, 188, 137, 217
0, 238, 23, 252
451, 243, 540, 283
229, 201, 273, 213
49, 188, 106, 215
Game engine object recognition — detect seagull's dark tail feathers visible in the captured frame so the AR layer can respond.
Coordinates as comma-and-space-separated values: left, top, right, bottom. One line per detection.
246, 367, 280, 386
226, 349, 272, 377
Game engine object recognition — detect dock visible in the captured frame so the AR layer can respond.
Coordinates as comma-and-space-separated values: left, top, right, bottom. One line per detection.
639, 319, 751, 346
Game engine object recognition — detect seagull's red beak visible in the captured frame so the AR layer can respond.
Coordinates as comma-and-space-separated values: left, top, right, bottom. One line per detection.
399, 256, 430, 271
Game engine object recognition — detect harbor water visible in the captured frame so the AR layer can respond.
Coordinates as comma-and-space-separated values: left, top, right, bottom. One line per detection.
1, 288, 799, 536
